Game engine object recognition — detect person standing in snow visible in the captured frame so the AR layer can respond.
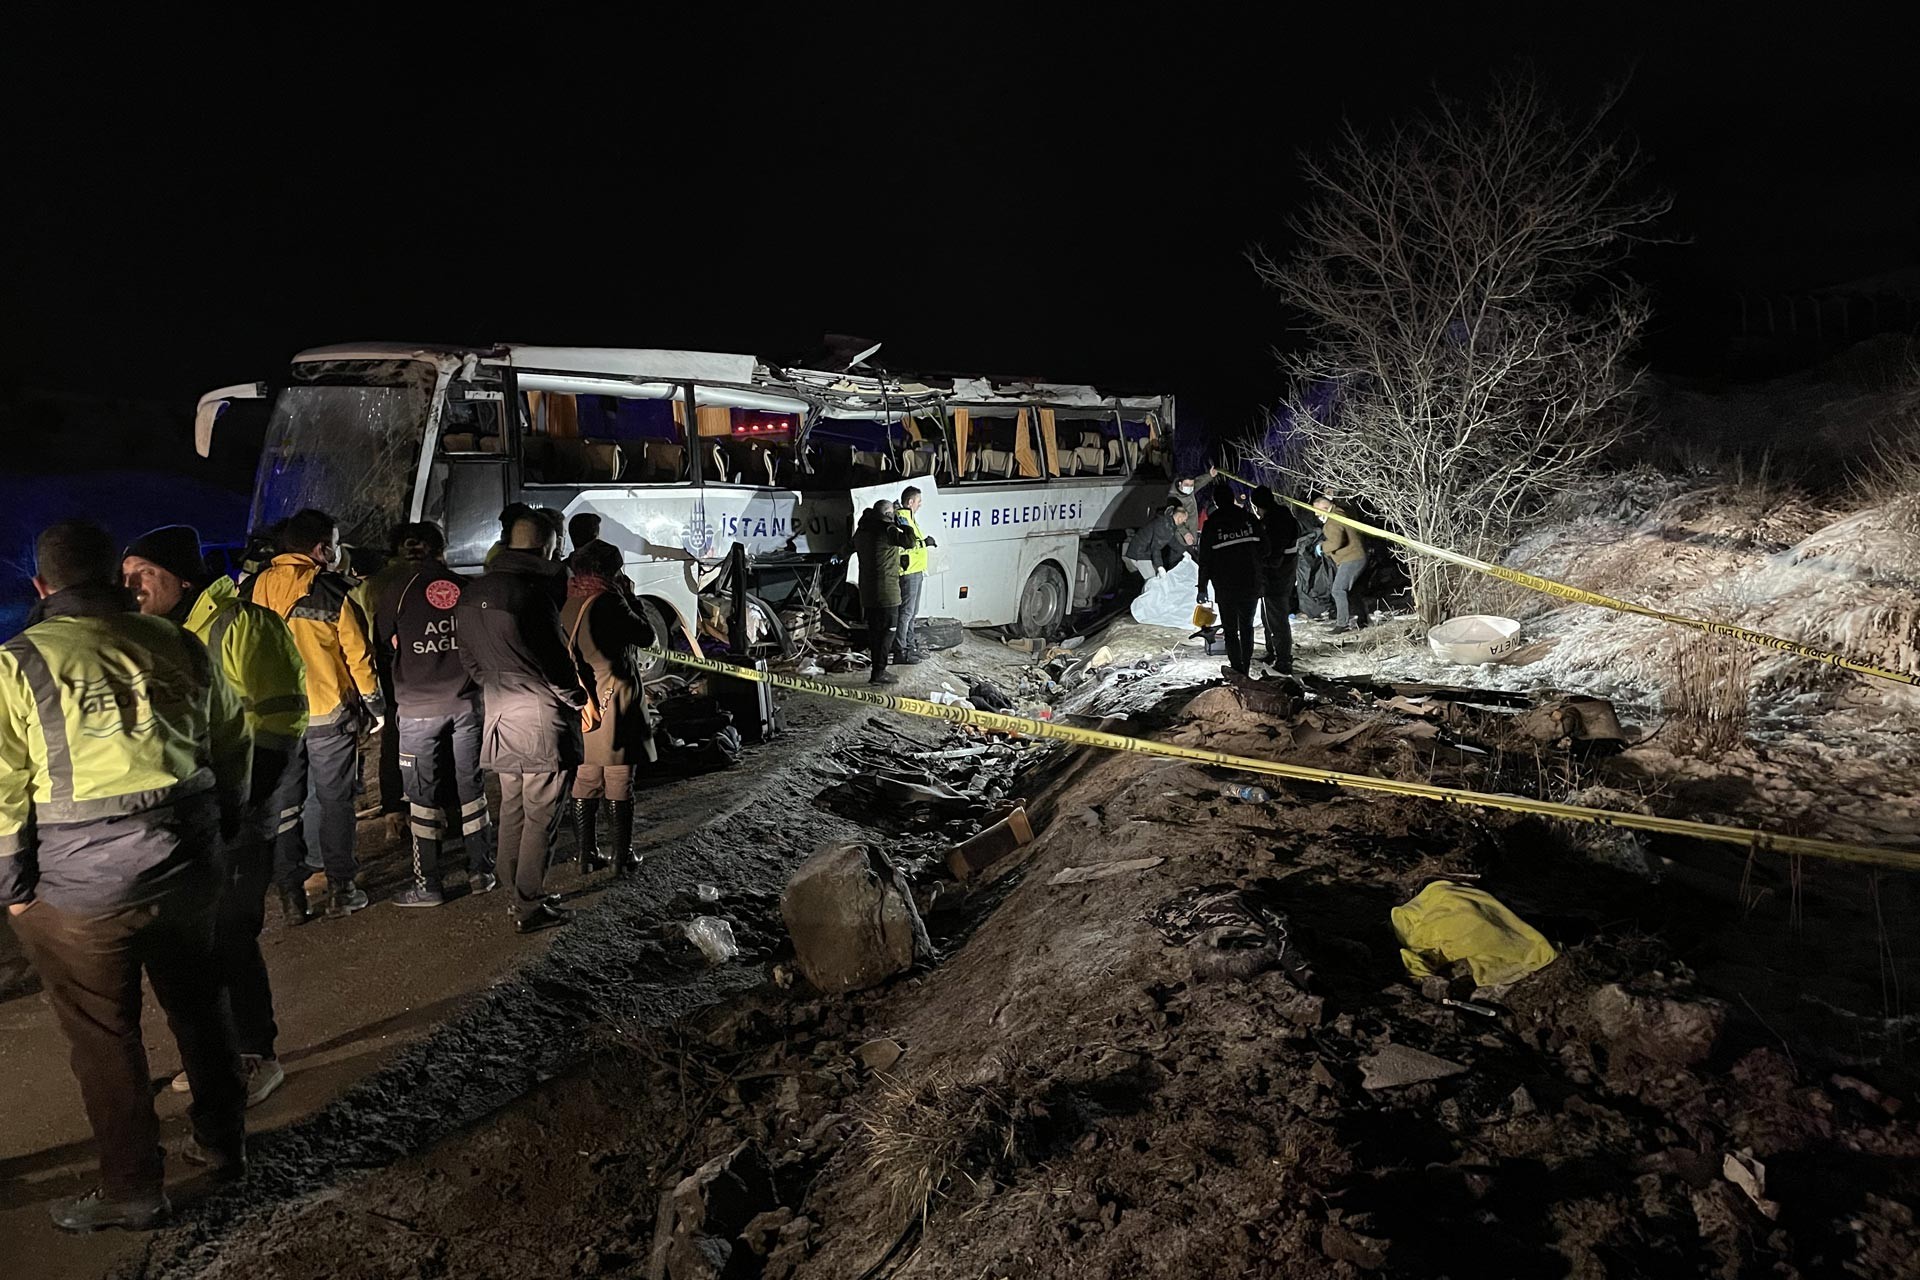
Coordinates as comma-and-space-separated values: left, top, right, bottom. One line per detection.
1249, 487, 1300, 672
853, 499, 917, 687
1195, 489, 1266, 677
1314, 496, 1371, 632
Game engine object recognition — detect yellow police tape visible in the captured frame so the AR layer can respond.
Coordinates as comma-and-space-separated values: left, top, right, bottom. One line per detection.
656, 647, 1920, 872
1216, 474, 1916, 688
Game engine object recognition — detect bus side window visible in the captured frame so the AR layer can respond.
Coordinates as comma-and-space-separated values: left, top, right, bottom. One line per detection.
953, 408, 1043, 482
1122, 416, 1170, 480
517, 390, 689, 485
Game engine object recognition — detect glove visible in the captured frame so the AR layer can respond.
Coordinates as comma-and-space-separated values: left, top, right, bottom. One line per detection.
1196, 590, 1210, 605
923, 537, 937, 548
362, 695, 387, 735
1156, 566, 1168, 577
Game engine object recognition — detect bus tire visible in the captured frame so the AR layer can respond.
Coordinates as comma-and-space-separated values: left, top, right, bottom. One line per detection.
637, 597, 674, 681
1015, 562, 1068, 638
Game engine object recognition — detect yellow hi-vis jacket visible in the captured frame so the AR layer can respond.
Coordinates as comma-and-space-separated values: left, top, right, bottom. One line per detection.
901, 509, 930, 577
246, 553, 380, 726
184, 575, 309, 751
0, 587, 251, 909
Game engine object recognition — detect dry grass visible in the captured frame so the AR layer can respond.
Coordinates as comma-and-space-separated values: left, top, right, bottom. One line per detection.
858, 1056, 1028, 1225
1663, 633, 1752, 754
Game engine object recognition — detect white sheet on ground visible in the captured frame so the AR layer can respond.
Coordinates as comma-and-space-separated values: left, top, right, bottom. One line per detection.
1129, 557, 1263, 630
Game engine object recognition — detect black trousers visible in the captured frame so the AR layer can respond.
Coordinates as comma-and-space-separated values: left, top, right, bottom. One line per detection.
274, 720, 360, 891
1262, 561, 1297, 671
214, 743, 290, 1059
498, 771, 572, 910
398, 708, 494, 892
868, 604, 899, 681
1219, 597, 1258, 675
14, 881, 245, 1198
377, 661, 404, 816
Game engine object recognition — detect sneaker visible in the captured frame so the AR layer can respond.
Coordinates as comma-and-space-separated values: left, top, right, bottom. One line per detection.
515, 901, 573, 935
868, 672, 900, 686
324, 885, 370, 919
468, 872, 499, 895
243, 1055, 285, 1107
893, 653, 924, 665
49, 1189, 170, 1233
392, 884, 446, 909
181, 1137, 247, 1182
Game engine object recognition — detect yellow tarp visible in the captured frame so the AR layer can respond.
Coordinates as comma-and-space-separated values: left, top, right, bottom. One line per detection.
1391, 880, 1558, 988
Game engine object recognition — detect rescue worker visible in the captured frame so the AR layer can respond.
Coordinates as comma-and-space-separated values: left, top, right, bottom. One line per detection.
1125, 502, 1191, 580
1314, 496, 1372, 632
2, 521, 251, 1231
1195, 488, 1266, 677
247, 509, 383, 919
893, 486, 937, 665
371, 521, 495, 907
1249, 487, 1300, 673
123, 525, 305, 1106
455, 511, 586, 934
356, 524, 417, 848
560, 540, 658, 877
852, 498, 916, 687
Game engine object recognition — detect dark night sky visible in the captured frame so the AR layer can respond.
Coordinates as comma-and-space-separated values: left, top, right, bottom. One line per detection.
7, 11, 1918, 440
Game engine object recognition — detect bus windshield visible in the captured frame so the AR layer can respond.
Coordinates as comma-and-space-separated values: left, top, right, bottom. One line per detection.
251, 359, 438, 548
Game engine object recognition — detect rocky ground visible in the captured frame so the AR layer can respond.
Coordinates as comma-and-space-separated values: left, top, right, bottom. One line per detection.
124, 635, 1920, 1280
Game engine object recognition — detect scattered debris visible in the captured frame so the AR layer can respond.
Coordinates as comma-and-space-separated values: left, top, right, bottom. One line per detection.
680, 917, 740, 966
855, 1038, 905, 1072
947, 806, 1034, 881
1359, 1044, 1470, 1090
1832, 1073, 1903, 1115
1048, 856, 1165, 886
1722, 1148, 1782, 1220
647, 1140, 776, 1280
1588, 982, 1727, 1069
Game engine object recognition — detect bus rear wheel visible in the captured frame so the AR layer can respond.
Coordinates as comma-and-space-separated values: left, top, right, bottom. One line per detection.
1015, 563, 1068, 639
637, 598, 673, 681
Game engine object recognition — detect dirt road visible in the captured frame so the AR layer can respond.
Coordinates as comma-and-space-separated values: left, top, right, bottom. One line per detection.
0, 643, 1027, 1280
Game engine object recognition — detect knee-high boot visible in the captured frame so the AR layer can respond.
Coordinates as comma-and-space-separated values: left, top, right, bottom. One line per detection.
608, 799, 640, 876
572, 798, 604, 872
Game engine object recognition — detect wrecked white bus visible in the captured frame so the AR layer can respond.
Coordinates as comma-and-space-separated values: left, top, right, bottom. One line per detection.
197, 343, 1177, 658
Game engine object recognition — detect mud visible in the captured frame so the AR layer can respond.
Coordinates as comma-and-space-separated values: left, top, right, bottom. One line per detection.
148, 662, 1920, 1280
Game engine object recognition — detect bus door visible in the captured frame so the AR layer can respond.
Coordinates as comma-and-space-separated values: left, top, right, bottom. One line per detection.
424, 371, 513, 570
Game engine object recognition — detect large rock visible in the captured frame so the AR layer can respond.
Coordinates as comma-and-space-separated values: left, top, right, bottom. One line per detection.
781, 843, 931, 994
1589, 984, 1726, 1069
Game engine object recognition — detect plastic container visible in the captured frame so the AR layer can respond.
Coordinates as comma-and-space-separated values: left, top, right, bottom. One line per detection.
1427, 615, 1523, 665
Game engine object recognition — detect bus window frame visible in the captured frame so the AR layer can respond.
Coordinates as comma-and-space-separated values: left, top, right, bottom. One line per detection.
948, 401, 1048, 485
498, 368, 702, 490
687, 383, 815, 490
1036, 405, 1132, 481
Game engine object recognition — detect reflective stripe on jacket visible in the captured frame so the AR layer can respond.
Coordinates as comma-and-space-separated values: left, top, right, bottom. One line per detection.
0, 586, 251, 907
900, 509, 930, 577
184, 576, 309, 750
247, 554, 379, 724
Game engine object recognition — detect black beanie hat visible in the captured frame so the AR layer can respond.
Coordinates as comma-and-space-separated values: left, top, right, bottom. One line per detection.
124, 525, 212, 587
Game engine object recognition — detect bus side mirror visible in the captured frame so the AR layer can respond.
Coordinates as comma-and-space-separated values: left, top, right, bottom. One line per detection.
194, 382, 268, 458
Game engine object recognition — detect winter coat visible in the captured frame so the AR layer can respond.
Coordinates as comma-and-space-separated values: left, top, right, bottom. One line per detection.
1125, 511, 1186, 569
373, 561, 482, 718
1257, 506, 1301, 574
0, 585, 250, 911
182, 575, 308, 750
1319, 506, 1366, 566
1197, 504, 1266, 603
559, 586, 659, 767
853, 509, 915, 610
246, 553, 381, 726
1167, 480, 1208, 528
455, 548, 587, 773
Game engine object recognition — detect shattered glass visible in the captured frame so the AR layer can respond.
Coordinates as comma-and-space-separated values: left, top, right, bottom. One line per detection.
250, 359, 437, 548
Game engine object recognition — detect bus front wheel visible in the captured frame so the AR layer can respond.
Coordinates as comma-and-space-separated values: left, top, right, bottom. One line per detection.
637, 598, 674, 681
1015, 563, 1068, 638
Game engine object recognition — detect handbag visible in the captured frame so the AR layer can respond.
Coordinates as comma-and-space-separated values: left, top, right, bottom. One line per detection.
566, 593, 605, 734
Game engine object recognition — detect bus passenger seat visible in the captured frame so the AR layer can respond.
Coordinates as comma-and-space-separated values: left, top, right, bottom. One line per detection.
640, 440, 686, 482
479, 435, 505, 454
440, 432, 479, 453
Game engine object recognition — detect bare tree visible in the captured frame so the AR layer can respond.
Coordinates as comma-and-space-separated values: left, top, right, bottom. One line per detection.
1248, 78, 1670, 624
